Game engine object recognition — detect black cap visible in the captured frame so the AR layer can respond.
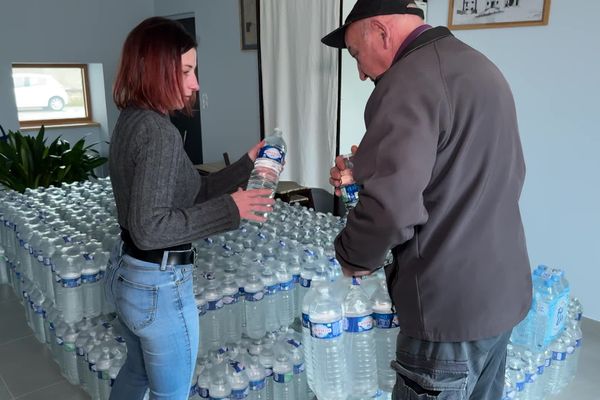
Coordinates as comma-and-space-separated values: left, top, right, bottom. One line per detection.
321, 0, 425, 48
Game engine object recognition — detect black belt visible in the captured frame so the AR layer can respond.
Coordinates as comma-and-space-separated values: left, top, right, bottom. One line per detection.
122, 242, 195, 266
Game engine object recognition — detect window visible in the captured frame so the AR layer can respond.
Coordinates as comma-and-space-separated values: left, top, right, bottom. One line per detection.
11, 64, 92, 127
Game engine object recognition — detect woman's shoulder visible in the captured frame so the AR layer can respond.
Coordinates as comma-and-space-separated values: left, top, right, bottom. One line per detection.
118, 107, 180, 140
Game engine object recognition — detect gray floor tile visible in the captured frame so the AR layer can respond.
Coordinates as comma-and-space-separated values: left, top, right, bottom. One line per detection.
0, 299, 31, 346
14, 380, 89, 400
0, 285, 16, 304
0, 336, 63, 398
0, 375, 14, 400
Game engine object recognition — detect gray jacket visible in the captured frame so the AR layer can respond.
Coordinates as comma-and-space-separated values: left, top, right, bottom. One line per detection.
335, 27, 532, 342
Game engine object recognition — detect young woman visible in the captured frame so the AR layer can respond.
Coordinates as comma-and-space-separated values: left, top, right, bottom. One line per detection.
105, 17, 273, 400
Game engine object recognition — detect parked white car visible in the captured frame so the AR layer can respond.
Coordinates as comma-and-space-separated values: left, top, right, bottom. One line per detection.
12, 73, 69, 111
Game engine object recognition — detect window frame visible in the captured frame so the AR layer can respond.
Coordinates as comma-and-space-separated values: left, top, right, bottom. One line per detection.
12, 63, 93, 128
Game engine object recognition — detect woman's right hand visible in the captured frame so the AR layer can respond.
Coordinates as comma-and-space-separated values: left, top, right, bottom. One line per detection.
230, 188, 275, 223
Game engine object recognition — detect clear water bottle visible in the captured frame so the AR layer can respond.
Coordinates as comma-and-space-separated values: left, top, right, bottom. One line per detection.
339, 153, 361, 209
56, 253, 84, 324
222, 277, 243, 345
227, 360, 250, 399
209, 362, 232, 400
62, 324, 80, 385
546, 338, 567, 395
244, 273, 267, 340
246, 355, 267, 400
275, 261, 295, 329
261, 263, 280, 333
95, 347, 112, 400
246, 128, 287, 196
197, 359, 212, 399
371, 279, 400, 395
196, 292, 209, 358
284, 338, 308, 400
343, 277, 378, 399
272, 346, 295, 400
204, 280, 224, 351
506, 357, 526, 399
519, 351, 537, 400
81, 254, 102, 319
309, 282, 347, 400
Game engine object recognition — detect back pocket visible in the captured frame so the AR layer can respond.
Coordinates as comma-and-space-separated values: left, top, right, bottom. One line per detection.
391, 357, 468, 400
115, 274, 158, 332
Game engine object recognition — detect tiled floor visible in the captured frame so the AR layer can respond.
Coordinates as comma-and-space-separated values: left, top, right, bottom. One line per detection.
0, 282, 598, 399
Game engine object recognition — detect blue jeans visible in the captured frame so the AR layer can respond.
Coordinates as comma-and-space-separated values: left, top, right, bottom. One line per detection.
104, 245, 198, 400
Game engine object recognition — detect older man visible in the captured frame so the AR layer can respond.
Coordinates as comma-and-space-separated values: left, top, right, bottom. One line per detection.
323, 1, 532, 399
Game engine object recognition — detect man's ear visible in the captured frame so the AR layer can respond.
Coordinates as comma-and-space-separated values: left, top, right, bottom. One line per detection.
370, 18, 391, 49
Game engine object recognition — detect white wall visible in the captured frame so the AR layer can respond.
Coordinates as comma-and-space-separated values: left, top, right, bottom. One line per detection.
340, 0, 600, 321
154, 0, 262, 163
0, 0, 155, 167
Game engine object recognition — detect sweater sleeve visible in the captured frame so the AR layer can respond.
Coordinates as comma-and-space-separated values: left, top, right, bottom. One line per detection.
127, 120, 240, 250
334, 72, 445, 275
195, 154, 254, 203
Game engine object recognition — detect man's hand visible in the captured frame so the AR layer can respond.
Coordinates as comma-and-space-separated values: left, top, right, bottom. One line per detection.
329, 145, 358, 196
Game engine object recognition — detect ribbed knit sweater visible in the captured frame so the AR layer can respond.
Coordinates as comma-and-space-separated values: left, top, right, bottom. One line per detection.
109, 107, 253, 250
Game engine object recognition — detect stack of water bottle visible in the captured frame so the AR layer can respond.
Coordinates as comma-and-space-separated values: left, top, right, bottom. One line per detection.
504, 266, 584, 400
0, 179, 130, 400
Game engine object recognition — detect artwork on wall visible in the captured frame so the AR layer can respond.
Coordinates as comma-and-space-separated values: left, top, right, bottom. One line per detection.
240, 0, 258, 50
448, 0, 551, 30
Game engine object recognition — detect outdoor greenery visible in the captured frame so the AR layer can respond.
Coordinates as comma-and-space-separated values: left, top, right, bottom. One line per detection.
0, 124, 107, 193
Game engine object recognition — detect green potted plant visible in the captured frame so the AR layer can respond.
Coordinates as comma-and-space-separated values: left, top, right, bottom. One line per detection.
0, 124, 107, 193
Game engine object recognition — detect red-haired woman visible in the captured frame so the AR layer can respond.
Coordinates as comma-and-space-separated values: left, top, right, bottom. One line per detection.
105, 17, 272, 400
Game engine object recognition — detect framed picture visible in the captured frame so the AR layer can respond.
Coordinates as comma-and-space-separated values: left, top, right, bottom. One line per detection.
448, 0, 551, 30
240, 0, 258, 50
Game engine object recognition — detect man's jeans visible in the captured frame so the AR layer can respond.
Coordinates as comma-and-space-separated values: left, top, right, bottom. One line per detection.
392, 329, 511, 400
104, 248, 198, 400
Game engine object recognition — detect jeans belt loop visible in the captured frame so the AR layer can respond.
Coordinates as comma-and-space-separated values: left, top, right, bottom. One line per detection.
160, 251, 169, 271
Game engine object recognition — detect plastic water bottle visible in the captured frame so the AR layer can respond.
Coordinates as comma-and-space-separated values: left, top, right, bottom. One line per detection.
546, 338, 567, 395
222, 277, 243, 345
244, 273, 266, 340
371, 279, 400, 394
284, 338, 308, 400
339, 153, 361, 209
208, 362, 232, 400
227, 360, 250, 399
95, 347, 112, 400
204, 280, 224, 351
62, 325, 80, 385
81, 253, 102, 319
197, 360, 212, 399
261, 263, 280, 333
274, 261, 295, 329
309, 282, 347, 400
246, 355, 267, 400
272, 346, 295, 400
258, 346, 275, 400
56, 254, 84, 324
343, 277, 378, 399
565, 320, 583, 379
246, 128, 287, 196
519, 351, 537, 400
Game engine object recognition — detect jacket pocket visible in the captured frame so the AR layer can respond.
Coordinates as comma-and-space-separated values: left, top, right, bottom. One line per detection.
115, 274, 158, 332
391, 357, 468, 400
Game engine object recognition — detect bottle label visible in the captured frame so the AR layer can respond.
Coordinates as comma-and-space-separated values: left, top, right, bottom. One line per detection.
373, 312, 400, 329
230, 361, 245, 373
293, 363, 305, 375
230, 387, 249, 399
280, 280, 294, 291
189, 384, 197, 397
198, 386, 209, 398
265, 284, 279, 295
207, 300, 223, 310
249, 379, 265, 391
300, 277, 311, 288
197, 304, 207, 316
273, 372, 293, 383
264, 367, 273, 378
222, 294, 238, 305
245, 291, 264, 302
293, 274, 300, 284
310, 320, 343, 339
576, 338, 582, 347
344, 315, 374, 333
256, 144, 285, 170
537, 365, 544, 375
341, 183, 360, 207
515, 381, 525, 392
301, 313, 310, 329
81, 272, 100, 284
61, 276, 82, 288
524, 372, 535, 384
287, 338, 301, 348
552, 351, 566, 361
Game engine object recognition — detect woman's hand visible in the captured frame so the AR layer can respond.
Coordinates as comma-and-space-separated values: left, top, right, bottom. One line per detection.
329, 145, 358, 196
247, 140, 265, 162
230, 187, 275, 223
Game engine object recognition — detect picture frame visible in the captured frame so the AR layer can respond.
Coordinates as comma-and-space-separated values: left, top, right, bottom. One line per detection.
448, 0, 551, 30
240, 0, 258, 50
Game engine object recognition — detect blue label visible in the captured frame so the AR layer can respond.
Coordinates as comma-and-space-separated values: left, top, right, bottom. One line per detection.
245, 291, 264, 302
293, 274, 300, 283
115, 336, 126, 343
280, 280, 294, 291
537, 365, 545, 375
61, 276, 82, 288
352, 276, 362, 286
341, 183, 360, 206
293, 363, 305, 375
576, 339, 582, 347
198, 386, 209, 398
552, 351, 566, 361
344, 315, 374, 333
230, 361, 245, 373
207, 300, 223, 310
515, 381, 525, 392
189, 385, 197, 397
287, 339, 301, 348
249, 379, 265, 391
300, 277, 311, 288
197, 304, 207, 316
257, 144, 285, 164
310, 320, 343, 339
81, 273, 100, 284
265, 284, 279, 295
230, 387, 249, 399
302, 313, 310, 329
524, 372, 535, 384
273, 372, 293, 383
222, 294, 239, 305
373, 312, 399, 329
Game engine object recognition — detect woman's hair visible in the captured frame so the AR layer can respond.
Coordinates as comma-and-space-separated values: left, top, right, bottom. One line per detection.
113, 17, 197, 114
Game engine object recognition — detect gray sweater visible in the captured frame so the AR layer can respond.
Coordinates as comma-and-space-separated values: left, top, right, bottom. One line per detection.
109, 107, 253, 250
